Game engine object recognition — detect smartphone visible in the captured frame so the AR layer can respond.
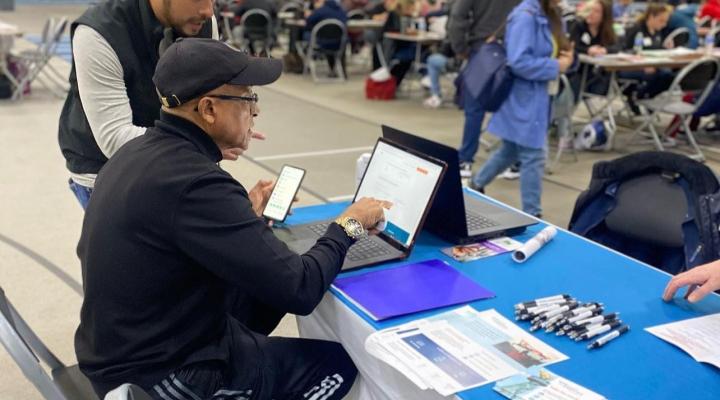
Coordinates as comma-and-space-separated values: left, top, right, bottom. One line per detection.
262, 165, 306, 223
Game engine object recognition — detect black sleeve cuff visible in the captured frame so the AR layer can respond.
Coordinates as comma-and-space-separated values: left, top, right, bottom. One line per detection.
326, 222, 356, 249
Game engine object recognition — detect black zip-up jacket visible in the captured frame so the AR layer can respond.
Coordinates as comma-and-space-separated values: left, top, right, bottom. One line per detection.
75, 112, 353, 395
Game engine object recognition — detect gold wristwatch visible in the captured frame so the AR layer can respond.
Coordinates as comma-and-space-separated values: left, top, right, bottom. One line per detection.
334, 217, 366, 240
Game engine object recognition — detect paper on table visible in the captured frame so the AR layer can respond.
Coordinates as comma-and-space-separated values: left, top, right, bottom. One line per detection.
442, 237, 522, 262
364, 306, 568, 396
646, 313, 720, 368
494, 366, 606, 400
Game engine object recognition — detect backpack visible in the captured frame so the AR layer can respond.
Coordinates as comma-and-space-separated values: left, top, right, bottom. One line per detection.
569, 151, 720, 275
461, 40, 513, 112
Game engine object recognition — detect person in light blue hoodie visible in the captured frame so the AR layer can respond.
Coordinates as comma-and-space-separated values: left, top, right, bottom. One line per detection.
470, 0, 574, 217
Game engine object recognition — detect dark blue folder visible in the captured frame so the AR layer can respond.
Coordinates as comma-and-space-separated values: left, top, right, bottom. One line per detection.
331, 259, 495, 321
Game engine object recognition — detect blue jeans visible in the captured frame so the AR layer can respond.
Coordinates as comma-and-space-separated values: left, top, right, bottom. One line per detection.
426, 53, 448, 97
458, 85, 486, 164
68, 179, 93, 210
472, 140, 546, 216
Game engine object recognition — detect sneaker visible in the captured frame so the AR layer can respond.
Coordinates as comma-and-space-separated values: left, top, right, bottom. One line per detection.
423, 95, 442, 109
500, 165, 520, 180
420, 75, 432, 89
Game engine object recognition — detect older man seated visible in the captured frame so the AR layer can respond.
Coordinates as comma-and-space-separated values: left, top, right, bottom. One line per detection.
75, 38, 389, 400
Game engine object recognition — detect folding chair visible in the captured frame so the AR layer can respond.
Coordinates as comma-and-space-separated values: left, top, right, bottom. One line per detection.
298, 19, 348, 83
548, 74, 579, 173
347, 9, 368, 20
632, 57, 720, 161
236, 9, 274, 55
12, 16, 69, 100
0, 286, 154, 400
663, 27, 691, 49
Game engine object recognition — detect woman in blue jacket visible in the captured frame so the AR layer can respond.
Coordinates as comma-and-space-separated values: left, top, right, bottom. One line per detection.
470, 0, 574, 217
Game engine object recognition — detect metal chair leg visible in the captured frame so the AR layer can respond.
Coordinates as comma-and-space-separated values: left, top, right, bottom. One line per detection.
681, 115, 705, 162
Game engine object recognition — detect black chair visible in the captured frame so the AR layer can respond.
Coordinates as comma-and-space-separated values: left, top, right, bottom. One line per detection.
347, 9, 368, 20
0, 286, 152, 399
299, 19, 348, 82
569, 151, 720, 275
238, 8, 274, 55
663, 27, 691, 48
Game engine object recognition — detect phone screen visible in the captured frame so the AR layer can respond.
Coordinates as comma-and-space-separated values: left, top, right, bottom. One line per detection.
262, 165, 306, 222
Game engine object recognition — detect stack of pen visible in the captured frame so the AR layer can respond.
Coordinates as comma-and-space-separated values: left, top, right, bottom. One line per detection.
514, 294, 630, 350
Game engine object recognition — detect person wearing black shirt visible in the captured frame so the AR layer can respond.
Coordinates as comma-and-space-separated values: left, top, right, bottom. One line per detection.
621, 3, 675, 103
76, 38, 390, 399
569, 0, 619, 100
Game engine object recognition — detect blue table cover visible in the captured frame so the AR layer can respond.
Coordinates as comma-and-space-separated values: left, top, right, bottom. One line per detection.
286, 194, 720, 399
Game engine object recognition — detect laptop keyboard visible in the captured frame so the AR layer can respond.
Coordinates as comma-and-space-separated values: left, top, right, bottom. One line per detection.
307, 222, 392, 261
466, 212, 500, 231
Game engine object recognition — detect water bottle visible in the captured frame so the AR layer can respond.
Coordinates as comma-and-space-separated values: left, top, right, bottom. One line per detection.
416, 17, 427, 32
355, 153, 371, 189
633, 32, 644, 55
706, 31, 715, 56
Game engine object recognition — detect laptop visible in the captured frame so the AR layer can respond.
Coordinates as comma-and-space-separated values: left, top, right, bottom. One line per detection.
274, 138, 447, 271
381, 125, 537, 244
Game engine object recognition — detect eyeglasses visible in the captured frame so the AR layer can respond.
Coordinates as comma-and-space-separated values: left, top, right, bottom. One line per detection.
194, 92, 259, 113
204, 93, 259, 104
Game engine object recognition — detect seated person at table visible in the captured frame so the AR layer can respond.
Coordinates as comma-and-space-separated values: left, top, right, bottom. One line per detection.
664, 259, 720, 303
621, 3, 675, 108
75, 38, 390, 399
699, 0, 720, 20
365, 0, 398, 69
303, 0, 349, 75
381, 0, 419, 86
663, 6, 699, 48
569, 0, 619, 99
421, 0, 455, 109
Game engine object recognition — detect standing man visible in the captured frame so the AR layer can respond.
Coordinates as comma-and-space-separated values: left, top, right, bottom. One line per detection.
447, 0, 521, 180
77, 38, 391, 399
58, 0, 222, 209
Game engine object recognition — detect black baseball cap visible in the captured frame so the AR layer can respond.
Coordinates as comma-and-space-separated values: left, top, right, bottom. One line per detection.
153, 38, 283, 108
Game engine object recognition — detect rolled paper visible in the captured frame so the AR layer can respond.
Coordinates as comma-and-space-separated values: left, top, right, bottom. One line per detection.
512, 226, 557, 263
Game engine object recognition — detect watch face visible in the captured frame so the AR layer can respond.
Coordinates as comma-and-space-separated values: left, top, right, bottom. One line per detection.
346, 218, 365, 237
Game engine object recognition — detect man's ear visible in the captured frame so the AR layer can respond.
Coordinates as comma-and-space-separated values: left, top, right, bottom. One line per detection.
197, 97, 216, 124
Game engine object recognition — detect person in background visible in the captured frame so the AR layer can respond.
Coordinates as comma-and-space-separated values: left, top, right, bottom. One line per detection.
622, 3, 675, 108
422, 0, 454, 109
365, 0, 398, 69
613, 0, 634, 20
447, 0, 521, 181
304, 0, 348, 76
58, 0, 222, 210
470, 0, 574, 218
664, 4, 699, 48
699, 0, 720, 20
569, 0, 619, 99
380, 0, 419, 86
664, 259, 720, 303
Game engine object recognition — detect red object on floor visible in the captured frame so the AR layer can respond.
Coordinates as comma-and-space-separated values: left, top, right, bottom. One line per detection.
365, 77, 397, 100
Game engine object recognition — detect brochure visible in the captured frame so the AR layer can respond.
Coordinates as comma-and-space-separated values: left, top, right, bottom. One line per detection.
442, 237, 522, 262
365, 306, 568, 396
494, 367, 605, 400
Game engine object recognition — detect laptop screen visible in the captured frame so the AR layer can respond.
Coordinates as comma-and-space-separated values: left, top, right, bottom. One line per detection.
354, 140, 445, 248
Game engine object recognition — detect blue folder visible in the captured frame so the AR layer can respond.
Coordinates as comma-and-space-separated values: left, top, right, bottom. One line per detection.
332, 259, 495, 321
